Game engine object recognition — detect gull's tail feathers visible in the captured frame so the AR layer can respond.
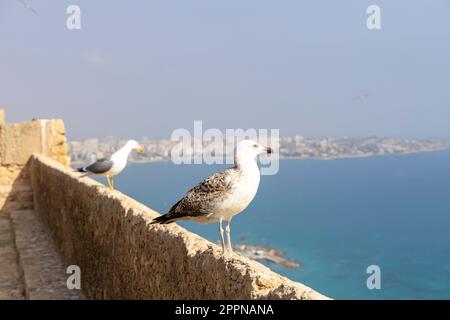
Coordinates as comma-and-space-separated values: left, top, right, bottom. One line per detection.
75, 167, 93, 177
147, 199, 184, 225
148, 214, 177, 225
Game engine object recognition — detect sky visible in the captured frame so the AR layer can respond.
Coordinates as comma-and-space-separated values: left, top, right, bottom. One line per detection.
1, 0, 449, 140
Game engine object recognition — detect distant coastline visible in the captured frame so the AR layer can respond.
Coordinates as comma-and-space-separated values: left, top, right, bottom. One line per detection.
68, 135, 450, 165
69, 136, 450, 165
279, 146, 450, 161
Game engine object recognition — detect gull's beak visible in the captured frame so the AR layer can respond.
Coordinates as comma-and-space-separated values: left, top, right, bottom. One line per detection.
137, 147, 144, 153
265, 146, 273, 154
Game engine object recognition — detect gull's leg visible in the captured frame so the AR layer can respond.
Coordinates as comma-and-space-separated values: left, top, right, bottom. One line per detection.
106, 177, 113, 191
226, 219, 233, 252
219, 217, 225, 253
111, 177, 115, 190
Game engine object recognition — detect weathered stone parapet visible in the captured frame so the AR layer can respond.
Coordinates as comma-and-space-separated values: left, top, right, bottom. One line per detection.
0, 121, 42, 166
0, 111, 70, 214
29, 154, 329, 300
41, 119, 70, 167
0, 115, 70, 167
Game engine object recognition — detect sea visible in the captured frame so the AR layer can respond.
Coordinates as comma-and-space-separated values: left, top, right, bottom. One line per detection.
98, 150, 450, 299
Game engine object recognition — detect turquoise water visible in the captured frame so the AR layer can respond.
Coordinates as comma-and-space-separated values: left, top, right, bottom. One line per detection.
101, 151, 450, 299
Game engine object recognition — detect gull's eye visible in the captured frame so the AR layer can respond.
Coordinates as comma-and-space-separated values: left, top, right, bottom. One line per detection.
253, 144, 258, 148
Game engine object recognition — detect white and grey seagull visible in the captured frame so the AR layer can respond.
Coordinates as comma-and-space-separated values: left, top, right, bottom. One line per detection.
77, 140, 144, 191
148, 139, 272, 253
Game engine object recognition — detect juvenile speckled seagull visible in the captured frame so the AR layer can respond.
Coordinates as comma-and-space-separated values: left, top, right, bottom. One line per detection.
148, 139, 272, 253
77, 140, 144, 191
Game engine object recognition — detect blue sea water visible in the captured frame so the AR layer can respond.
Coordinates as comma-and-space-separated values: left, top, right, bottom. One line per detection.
101, 150, 450, 299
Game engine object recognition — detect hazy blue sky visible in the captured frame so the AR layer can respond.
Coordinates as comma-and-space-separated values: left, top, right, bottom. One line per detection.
1, 0, 449, 140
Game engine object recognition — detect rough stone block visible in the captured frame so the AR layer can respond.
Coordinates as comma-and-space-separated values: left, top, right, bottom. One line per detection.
43, 120, 70, 167
0, 121, 42, 166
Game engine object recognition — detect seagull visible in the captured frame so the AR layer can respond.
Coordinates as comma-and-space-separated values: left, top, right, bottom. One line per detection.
148, 139, 272, 253
16, 0, 38, 15
353, 93, 371, 103
77, 140, 144, 191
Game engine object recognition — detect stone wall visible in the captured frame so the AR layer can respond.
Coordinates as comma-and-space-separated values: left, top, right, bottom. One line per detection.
29, 154, 329, 300
0, 110, 79, 300
0, 111, 69, 214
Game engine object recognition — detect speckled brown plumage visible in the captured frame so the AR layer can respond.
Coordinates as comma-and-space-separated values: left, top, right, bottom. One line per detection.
149, 167, 240, 224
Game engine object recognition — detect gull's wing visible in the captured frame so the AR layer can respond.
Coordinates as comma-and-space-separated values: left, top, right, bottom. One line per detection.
82, 158, 114, 174
150, 168, 236, 224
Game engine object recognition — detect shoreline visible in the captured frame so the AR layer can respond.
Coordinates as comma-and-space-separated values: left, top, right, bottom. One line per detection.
232, 244, 301, 269
279, 146, 450, 161
70, 147, 450, 166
